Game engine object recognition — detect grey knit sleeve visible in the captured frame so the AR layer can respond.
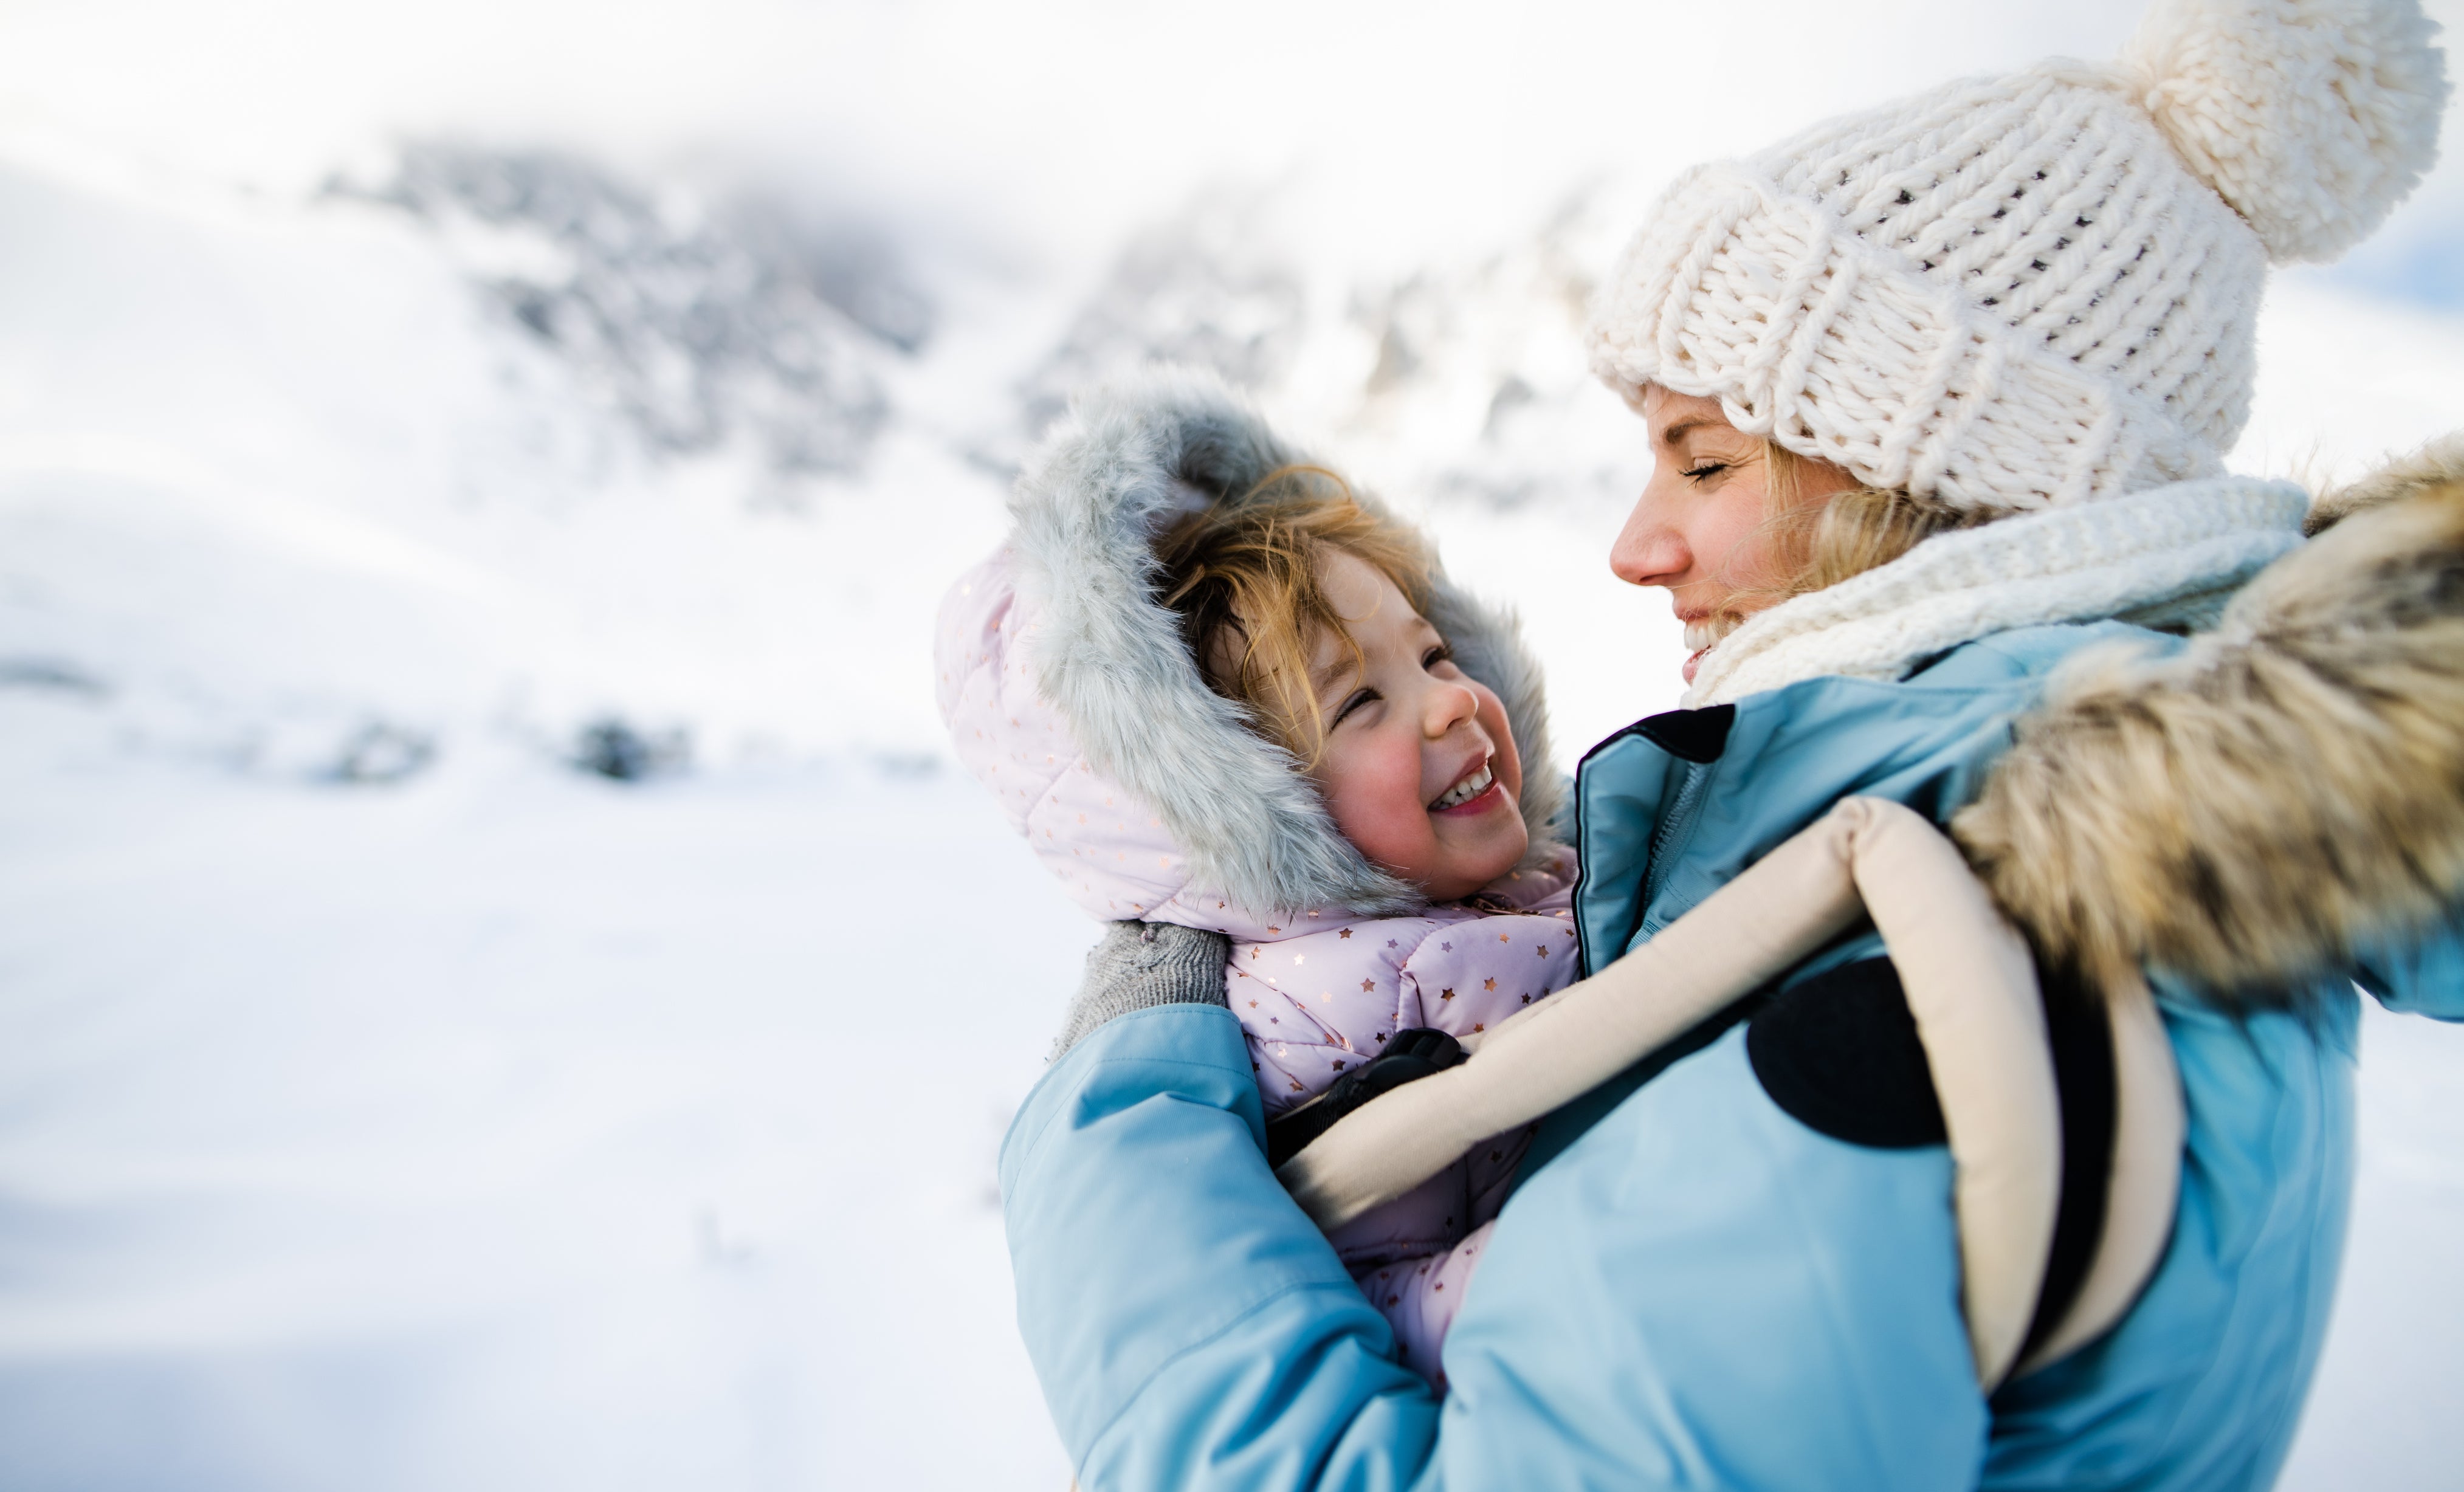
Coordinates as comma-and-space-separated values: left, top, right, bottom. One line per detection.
1051, 921, 1231, 1061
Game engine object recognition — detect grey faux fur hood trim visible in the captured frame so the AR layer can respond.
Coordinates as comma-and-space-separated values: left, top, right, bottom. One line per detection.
1955, 435, 2464, 999
1008, 365, 1565, 921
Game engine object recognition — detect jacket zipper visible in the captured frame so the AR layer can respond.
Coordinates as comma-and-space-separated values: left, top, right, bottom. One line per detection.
1639, 760, 1714, 927
1571, 710, 1729, 973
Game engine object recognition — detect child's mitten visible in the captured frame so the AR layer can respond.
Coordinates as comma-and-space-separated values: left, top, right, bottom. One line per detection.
1051, 922, 1231, 1061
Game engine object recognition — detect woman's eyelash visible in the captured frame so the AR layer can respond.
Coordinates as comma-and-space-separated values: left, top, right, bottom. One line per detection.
1423, 645, 1453, 669
1682, 461, 1731, 481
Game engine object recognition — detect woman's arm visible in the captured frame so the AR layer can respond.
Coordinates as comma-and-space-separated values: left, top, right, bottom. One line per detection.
1002, 996, 1440, 1489
1002, 949, 1989, 1490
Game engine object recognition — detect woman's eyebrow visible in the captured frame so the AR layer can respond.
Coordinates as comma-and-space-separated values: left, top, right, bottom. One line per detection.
1660, 418, 1712, 447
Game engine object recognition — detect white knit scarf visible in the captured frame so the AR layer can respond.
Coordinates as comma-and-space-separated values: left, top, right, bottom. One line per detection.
1683, 475, 2310, 709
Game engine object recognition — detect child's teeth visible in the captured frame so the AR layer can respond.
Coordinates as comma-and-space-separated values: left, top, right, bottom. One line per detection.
1434, 763, 1492, 810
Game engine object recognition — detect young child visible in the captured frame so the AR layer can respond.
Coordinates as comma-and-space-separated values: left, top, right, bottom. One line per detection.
937, 368, 1579, 1386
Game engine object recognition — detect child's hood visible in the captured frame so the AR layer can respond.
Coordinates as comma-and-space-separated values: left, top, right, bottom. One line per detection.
935, 365, 1564, 937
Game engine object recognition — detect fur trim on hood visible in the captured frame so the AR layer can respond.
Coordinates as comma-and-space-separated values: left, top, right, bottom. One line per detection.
961, 365, 1563, 924
1953, 435, 2464, 999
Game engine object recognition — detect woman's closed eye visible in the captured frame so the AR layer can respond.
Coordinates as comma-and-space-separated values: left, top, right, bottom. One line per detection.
1681, 461, 1731, 484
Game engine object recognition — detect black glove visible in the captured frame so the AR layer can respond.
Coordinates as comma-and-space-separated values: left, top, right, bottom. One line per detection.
1263, 1028, 1467, 1169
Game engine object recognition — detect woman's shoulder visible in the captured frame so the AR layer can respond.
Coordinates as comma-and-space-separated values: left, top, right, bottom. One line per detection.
1903, 619, 2177, 689
1676, 619, 2166, 767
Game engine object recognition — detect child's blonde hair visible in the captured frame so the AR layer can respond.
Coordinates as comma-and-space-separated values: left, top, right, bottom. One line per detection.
1157, 466, 1434, 767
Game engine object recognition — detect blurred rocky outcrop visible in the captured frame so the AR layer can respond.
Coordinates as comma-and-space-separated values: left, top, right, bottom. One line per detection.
331, 145, 931, 482
1016, 193, 1307, 436
1013, 184, 1636, 513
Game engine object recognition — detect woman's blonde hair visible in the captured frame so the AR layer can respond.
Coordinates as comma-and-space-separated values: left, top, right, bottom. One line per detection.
1759, 441, 1994, 600
1157, 466, 1433, 766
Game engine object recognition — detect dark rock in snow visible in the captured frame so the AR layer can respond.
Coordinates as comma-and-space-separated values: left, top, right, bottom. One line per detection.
0, 657, 108, 698
572, 718, 690, 782
327, 722, 436, 785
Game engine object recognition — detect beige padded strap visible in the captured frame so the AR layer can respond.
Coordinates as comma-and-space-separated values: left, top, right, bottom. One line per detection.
1279, 800, 1873, 1230
2014, 972, 2185, 1377
1278, 797, 2069, 1387
1850, 801, 2060, 1386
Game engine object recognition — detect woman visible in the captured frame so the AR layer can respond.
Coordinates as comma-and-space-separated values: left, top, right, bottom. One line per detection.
997, 1, 2462, 1485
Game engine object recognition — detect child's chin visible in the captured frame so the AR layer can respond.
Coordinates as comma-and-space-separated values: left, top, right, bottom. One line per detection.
1437, 827, 1530, 899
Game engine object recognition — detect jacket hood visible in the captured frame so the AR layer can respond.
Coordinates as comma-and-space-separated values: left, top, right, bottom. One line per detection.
1955, 433, 2464, 999
937, 365, 1563, 930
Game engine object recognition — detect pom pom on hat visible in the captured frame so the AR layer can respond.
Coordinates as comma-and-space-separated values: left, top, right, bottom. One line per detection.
2121, 0, 2449, 264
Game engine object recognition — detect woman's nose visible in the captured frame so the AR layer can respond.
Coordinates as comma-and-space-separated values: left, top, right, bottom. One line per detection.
1610, 494, 1690, 588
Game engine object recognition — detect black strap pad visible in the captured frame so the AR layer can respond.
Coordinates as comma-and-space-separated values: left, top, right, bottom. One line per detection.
1746, 954, 2118, 1363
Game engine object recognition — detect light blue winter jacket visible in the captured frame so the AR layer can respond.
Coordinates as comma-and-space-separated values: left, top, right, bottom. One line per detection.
999, 619, 2464, 1490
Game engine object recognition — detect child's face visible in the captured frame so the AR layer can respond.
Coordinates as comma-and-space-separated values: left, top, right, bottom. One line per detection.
1293, 550, 1529, 902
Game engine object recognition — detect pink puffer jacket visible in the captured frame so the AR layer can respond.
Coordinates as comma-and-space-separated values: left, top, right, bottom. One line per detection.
937, 368, 1580, 1380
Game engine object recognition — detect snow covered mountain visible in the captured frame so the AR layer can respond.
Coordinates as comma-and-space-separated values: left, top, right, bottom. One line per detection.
332, 143, 923, 481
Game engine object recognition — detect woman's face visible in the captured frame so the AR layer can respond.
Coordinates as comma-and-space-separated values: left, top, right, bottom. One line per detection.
1609, 388, 1856, 684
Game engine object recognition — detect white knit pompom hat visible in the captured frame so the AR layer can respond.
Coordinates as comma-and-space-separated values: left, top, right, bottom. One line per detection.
1588, 0, 2448, 513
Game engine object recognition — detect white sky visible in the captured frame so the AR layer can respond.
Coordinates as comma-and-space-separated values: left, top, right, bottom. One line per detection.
7, 0, 2455, 301
2, 0, 2177, 257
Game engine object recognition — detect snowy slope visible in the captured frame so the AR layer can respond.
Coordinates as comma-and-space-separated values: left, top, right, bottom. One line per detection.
0, 711, 1078, 1489
3, 5, 2463, 1480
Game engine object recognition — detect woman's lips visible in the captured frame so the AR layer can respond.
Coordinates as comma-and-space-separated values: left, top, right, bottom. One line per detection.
1679, 615, 1735, 686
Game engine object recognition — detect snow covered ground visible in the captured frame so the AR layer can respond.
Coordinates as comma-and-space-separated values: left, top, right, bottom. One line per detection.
0, 715, 1076, 1488
3, 0, 2462, 1485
